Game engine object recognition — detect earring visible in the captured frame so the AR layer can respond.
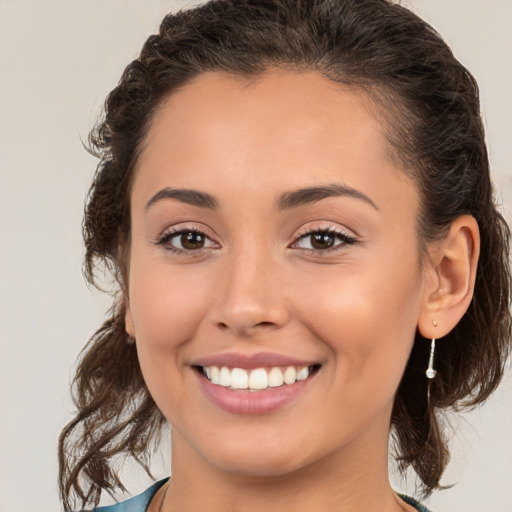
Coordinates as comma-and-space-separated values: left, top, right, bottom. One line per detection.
426, 338, 437, 379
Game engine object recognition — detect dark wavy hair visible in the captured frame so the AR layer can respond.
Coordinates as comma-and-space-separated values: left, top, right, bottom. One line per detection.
59, 0, 512, 510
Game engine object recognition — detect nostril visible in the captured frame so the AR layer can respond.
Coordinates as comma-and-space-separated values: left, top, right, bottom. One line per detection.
215, 320, 276, 332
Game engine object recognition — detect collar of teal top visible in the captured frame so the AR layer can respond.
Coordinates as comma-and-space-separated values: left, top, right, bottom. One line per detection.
93, 479, 430, 512
399, 493, 432, 512
94, 478, 169, 512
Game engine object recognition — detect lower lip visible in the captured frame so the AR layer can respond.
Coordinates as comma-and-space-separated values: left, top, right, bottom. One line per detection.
196, 371, 314, 415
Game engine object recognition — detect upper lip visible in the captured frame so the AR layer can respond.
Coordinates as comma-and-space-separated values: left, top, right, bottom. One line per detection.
191, 352, 320, 369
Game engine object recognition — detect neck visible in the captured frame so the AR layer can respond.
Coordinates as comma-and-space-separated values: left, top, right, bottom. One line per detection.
161, 423, 413, 512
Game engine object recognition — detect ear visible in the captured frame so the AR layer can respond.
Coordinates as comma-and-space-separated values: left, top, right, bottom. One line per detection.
418, 215, 480, 339
118, 238, 134, 338
125, 300, 136, 338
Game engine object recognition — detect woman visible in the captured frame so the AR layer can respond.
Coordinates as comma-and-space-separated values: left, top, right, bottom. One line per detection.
58, 1, 511, 511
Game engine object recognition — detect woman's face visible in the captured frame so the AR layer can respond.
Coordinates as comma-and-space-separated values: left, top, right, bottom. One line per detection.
126, 71, 429, 476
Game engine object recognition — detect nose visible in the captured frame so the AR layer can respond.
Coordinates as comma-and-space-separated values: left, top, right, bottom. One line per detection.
210, 248, 290, 337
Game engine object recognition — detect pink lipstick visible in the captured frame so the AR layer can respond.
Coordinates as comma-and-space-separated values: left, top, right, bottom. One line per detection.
192, 352, 320, 415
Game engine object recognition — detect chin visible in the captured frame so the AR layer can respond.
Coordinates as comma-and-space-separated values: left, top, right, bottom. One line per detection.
197, 431, 321, 479
193, 435, 305, 478
212, 454, 308, 480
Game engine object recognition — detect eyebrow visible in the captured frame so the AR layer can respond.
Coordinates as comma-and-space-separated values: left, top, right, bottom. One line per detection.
146, 187, 218, 211
277, 183, 378, 211
145, 183, 378, 212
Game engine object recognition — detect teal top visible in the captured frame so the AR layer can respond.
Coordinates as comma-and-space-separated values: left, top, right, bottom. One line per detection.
93, 478, 432, 512
400, 494, 432, 512
94, 479, 168, 512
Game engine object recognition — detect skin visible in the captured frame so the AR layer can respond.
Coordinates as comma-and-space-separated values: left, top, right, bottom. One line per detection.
124, 71, 479, 512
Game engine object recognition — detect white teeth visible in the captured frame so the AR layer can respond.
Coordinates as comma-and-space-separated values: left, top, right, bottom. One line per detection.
219, 367, 231, 387
283, 366, 297, 385
230, 368, 249, 390
210, 366, 220, 384
202, 365, 314, 390
296, 367, 309, 381
249, 368, 268, 390
268, 367, 284, 387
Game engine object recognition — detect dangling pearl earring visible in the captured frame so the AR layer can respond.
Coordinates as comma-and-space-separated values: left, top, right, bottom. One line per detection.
426, 320, 438, 379
426, 338, 437, 379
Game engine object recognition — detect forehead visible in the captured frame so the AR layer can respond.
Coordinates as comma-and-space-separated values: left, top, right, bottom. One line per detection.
133, 70, 417, 216
142, 70, 389, 165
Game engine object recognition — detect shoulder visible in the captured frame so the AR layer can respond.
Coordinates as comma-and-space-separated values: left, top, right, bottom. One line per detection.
92, 478, 169, 512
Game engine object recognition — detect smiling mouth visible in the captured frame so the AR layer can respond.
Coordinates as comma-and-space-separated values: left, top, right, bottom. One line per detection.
195, 364, 321, 391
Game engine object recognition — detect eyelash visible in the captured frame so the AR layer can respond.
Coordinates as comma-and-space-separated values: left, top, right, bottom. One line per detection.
155, 227, 216, 255
154, 225, 358, 255
292, 226, 358, 254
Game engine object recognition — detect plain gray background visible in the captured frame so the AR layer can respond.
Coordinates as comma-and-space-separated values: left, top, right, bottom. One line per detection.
0, 1, 511, 511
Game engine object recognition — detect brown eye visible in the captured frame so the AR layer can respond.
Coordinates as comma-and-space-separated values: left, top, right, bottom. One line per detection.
157, 228, 217, 253
181, 231, 206, 250
293, 228, 357, 252
310, 232, 335, 250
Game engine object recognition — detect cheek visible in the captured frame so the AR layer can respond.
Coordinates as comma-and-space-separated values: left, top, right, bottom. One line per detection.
127, 257, 215, 381
130, 274, 198, 345
291, 252, 422, 390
